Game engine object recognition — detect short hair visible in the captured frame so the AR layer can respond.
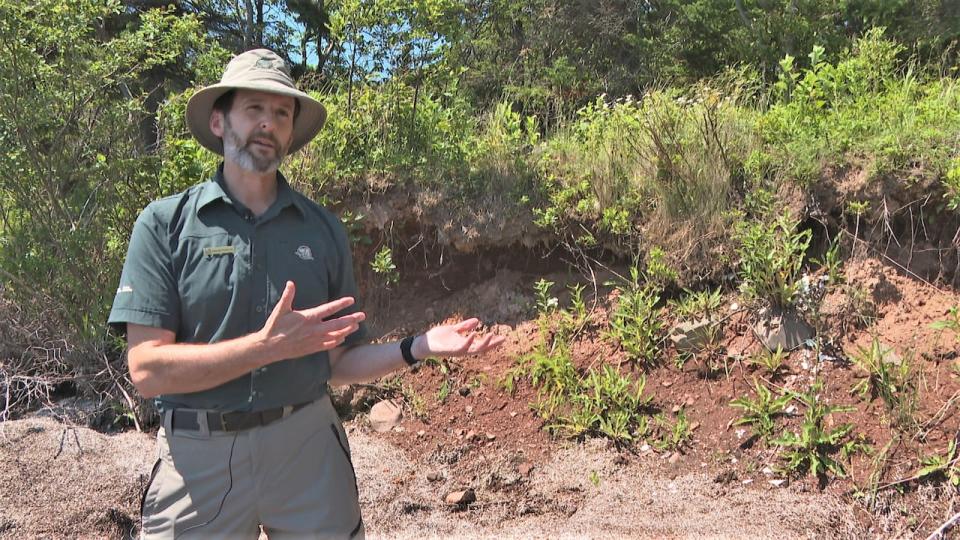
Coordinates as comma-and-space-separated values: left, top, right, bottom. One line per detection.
212, 89, 301, 120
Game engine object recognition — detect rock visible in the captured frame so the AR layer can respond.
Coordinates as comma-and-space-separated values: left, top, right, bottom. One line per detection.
671, 405, 682, 414
458, 387, 471, 397
369, 400, 403, 433
742, 478, 753, 485
465, 405, 473, 415
761, 466, 774, 476
753, 308, 814, 352
661, 381, 673, 388
427, 472, 443, 482
417, 430, 426, 438
769, 479, 788, 487
485, 433, 496, 441
518, 462, 533, 476
669, 319, 719, 352
689, 422, 701, 431
444, 488, 476, 505
510, 411, 518, 417
466, 430, 477, 441
669, 452, 681, 464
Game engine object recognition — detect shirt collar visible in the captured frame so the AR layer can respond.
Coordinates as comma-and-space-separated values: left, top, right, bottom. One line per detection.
197, 163, 306, 219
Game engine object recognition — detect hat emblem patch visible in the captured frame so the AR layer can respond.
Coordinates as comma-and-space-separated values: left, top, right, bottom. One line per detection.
295, 245, 314, 261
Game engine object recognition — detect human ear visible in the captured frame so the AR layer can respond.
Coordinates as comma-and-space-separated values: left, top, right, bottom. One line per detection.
209, 110, 224, 138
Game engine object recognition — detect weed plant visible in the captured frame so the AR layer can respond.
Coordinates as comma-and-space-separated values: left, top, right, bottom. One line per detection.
773, 383, 862, 478
734, 209, 811, 309
653, 409, 692, 452
730, 378, 792, 444
850, 338, 918, 431
748, 345, 788, 377
670, 287, 723, 321
918, 440, 960, 486
607, 267, 665, 367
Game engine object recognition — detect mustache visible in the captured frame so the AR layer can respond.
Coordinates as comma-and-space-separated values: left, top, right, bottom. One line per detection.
247, 131, 281, 149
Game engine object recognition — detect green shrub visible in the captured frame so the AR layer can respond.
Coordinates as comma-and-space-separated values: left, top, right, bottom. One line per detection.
734, 210, 811, 309
607, 267, 665, 366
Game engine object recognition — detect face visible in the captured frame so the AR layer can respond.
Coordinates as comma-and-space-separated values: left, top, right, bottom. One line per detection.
211, 90, 296, 174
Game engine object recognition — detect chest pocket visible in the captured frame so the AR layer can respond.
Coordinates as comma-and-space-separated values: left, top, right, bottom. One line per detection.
177, 233, 240, 337
276, 239, 329, 310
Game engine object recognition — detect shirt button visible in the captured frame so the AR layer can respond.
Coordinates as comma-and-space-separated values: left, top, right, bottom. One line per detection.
255, 305, 263, 313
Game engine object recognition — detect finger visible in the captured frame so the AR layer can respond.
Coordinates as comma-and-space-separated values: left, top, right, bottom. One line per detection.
265, 281, 296, 328
455, 333, 477, 355
473, 334, 506, 354
314, 316, 362, 336
454, 318, 480, 332
469, 334, 497, 353
301, 297, 357, 320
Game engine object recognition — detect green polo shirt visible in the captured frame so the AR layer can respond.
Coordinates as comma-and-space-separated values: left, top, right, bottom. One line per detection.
108, 165, 367, 413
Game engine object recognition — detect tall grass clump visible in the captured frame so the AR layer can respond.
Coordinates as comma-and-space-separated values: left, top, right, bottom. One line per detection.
533, 79, 758, 276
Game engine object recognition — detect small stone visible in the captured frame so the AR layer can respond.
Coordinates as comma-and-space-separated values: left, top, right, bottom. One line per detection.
669, 452, 681, 464
458, 387, 471, 397
639, 444, 651, 452
485, 433, 496, 441
671, 405, 682, 414
661, 381, 672, 388
761, 466, 774, 476
689, 422, 701, 432
369, 400, 403, 433
742, 479, 753, 485
417, 430, 426, 438
427, 472, 443, 482
466, 430, 477, 441
769, 479, 788, 487
510, 411, 518, 417
518, 462, 533, 476
730, 303, 739, 312
445, 488, 476, 505
465, 405, 474, 415
685, 397, 695, 407
661, 451, 673, 460
455, 428, 465, 437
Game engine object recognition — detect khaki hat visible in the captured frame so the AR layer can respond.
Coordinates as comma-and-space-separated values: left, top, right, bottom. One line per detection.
186, 49, 326, 155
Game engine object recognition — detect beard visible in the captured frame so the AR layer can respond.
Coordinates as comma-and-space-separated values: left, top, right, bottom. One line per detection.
222, 115, 287, 174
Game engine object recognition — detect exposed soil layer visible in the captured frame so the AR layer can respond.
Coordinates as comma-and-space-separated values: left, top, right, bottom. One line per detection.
3, 249, 960, 537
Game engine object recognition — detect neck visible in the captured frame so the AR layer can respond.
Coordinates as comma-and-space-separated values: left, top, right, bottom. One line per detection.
221, 160, 278, 216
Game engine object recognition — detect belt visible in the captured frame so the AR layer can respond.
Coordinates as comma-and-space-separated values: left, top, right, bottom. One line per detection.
170, 401, 313, 433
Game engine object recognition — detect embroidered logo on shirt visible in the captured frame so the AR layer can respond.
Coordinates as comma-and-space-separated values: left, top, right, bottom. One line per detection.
295, 245, 314, 261
203, 245, 236, 257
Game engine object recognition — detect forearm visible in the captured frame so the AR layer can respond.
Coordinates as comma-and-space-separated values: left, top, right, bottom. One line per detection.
328, 338, 422, 386
129, 332, 274, 398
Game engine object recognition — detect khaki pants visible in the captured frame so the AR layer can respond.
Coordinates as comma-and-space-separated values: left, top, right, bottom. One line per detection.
140, 396, 364, 539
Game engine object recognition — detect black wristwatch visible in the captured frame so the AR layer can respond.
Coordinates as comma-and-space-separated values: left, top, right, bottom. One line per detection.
400, 336, 419, 366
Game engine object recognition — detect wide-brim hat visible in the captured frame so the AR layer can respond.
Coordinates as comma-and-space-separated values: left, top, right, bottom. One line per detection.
186, 49, 326, 155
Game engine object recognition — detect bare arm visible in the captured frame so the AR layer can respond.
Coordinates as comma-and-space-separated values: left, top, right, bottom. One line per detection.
128, 281, 365, 398
328, 318, 504, 386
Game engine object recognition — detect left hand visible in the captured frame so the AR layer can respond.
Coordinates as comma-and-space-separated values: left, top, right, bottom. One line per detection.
412, 318, 506, 359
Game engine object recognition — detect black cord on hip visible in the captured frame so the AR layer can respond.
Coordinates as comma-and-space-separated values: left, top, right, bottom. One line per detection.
174, 431, 239, 539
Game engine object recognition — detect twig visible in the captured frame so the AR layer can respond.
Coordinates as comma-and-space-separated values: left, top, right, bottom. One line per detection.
926, 510, 960, 540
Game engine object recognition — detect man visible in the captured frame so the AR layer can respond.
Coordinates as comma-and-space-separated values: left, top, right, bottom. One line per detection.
109, 49, 504, 539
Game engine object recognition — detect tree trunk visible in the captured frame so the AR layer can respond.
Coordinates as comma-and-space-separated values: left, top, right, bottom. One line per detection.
242, 0, 254, 49
256, 0, 264, 47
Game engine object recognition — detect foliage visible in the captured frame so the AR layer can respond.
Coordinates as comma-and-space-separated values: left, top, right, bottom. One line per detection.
0, 1, 209, 339
773, 383, 861, 478
653, 408, 692, 452
370, 245, 400, 286
730, 378, 792, 444
670, 287, 724, 321
931, 306, 960, 341
748, 345, 788, 378
918, 440, 960, 486
734, 210, 812, 309
607, 267, 665, 367
849, 338, 917, 430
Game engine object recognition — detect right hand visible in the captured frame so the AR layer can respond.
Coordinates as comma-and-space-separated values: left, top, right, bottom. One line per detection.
259, 281, 366, 362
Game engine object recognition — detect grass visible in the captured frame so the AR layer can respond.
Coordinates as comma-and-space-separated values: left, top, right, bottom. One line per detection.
849, 338, 918, 431
607, 267, 665, 367
730, 378, 792, 444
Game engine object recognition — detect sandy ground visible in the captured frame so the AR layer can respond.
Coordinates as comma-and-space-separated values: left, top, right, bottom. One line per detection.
0, 414, 869, 539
